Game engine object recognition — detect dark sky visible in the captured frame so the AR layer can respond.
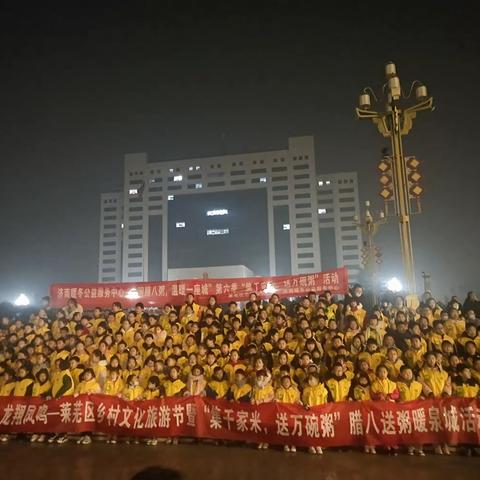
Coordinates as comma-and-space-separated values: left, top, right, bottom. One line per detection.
0, 2, 479, 303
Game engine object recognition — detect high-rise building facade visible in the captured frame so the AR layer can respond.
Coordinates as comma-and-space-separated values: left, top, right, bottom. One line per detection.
98, 136, 362, 284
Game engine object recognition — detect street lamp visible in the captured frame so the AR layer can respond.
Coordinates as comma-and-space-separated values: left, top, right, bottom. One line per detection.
356, 62, 434, 294
354, 200, 386, 305
14, 294, 30, 307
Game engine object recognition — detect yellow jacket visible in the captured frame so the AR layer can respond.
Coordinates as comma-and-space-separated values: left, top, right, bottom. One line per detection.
32, 381, 52, 398
275, 385, 300, 404
163, 379, 186, 397
252, 384, 274, 403
143, 389, 160, 400
76, 378, 101, 395
13, 378, 35, 396
103, 377, 125, 396
0, 382, 16, 396
207, 380, 229, 399
418, 367, 450, 398
353, 385, 371, 401
302, 384, 328, 406
122, 385, 144, 400
452, 381, 479, 398
52, 370, 75, 398
397, 380, 423, 401
326, 377, 351, 402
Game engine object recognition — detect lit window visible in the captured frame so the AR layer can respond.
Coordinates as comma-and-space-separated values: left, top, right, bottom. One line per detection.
168, 195, 174, 201
206, 209, 228, 216
318, 208, 327, 215
318, 181, 324, 186
260, 177, 267, 183
121, 223, 124, 229
206, 228, 229, 236
325, 180, 331, 185
188, 166, 194, 171
173, 175, 183, 182
169, 168, 174, 173
283, 224, 291, 230
195, 183, 203, 189
129, 188, 138, 195
195, 166, 200, 170
176, 222, 185, 228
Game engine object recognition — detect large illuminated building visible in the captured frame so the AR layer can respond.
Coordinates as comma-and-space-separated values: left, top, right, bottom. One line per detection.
98, 136, 362, 284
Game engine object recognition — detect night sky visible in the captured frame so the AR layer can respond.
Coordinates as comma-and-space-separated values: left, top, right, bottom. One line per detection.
0, 2, 479, 303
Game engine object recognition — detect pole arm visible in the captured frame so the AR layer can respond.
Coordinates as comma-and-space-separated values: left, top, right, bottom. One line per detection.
356, 108, 391, 137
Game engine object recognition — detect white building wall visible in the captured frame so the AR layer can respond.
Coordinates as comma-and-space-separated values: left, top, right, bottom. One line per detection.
98, 192, 124, 282
317, 172, 362, 284
98, 137, 361, 284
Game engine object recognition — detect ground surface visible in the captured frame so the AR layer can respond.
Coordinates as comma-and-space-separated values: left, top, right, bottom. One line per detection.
1, 441, 479, 480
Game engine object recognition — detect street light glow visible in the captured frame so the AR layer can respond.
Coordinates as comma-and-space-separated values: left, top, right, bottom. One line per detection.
125, 288, 140, 300
14, 294, 30, 306
263, 282, 277, 295
386, 277, 403, 293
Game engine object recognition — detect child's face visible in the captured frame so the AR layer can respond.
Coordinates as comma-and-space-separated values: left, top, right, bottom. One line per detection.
281, 377, 291, 389
84, 372, 93, 381
130, 376, 139, 387
170, 369, 178, 380
377, 367, 388, 380
110, 371, 118, 381
308, 376, 319, 387
387, 350, 398, 362
214, 370, 223, 381
401, 369, 413, 382
332, 366, 343, 377
148, 381, 156, 390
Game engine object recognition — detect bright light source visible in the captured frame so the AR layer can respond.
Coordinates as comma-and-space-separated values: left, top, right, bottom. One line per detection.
188, 166, 194, 171
195, 166, 200, 171
169, 168, 174, 173
195, 183, 203, 189
318, 181, 324, 186
121, 223, 124, 229
325, 180, 331, 185
283, 224, 291, 230
176, 222, 185, 228
125, 288, 140, 300
206, 209, 228, 216
206, 229, 229, 236
129, 188, 138, 195
168, 195, 174, 201
263, 282, 277, 295
260, 177, 267, 183
173, 175, 183, 182
14, 294, 30, 306
318, 208, 327, 215
386, 277, 403, 293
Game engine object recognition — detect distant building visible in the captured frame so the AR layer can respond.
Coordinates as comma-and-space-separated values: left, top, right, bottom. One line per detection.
98, 136, 362, 285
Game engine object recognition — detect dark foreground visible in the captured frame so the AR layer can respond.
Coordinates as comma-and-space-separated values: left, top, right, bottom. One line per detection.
1, 441, 479, 480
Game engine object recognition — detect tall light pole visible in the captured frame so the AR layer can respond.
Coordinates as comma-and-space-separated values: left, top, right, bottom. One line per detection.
354, 201, 386, 306
356, 62, 434, 294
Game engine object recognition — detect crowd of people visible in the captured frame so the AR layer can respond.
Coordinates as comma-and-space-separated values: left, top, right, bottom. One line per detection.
1, 286, 480, 455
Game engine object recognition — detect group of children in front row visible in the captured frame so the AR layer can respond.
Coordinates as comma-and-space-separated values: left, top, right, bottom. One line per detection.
0, 291, 480, 455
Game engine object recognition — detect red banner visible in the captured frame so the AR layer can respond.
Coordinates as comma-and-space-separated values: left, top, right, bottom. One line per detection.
50, 268, 349, 309
1, 395, 479, 447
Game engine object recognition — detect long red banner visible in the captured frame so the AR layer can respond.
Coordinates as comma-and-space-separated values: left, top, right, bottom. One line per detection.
50, 268, 349, 309
1, 395, 479, 447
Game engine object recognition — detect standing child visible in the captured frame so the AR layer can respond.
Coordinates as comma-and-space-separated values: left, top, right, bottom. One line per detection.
302, 373, 328, 454
163, 366, 186, 445
276, 375, 302, 453
397, 366, 424, 456
252, 370, 274, 451
75, 368, 101, 445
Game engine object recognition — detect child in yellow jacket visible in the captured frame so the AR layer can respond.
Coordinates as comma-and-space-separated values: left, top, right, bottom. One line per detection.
302, 373, 328, 454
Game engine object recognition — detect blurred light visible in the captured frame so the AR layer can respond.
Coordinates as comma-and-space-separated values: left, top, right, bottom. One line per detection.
386, 277, 403, 293
168, 195, 174, 201
260, 177, 267, 183
207, 209, 228, 216
173, 175, 183, 182
325, 180, 331, 185
176, 222, 185, 228
195, 183, 203, 189
125, 288, 140, 300
129, 188, 138, 195
263, 282, 277, 295
318, 208, 327, 215
121, 223, 124, 229
14, 294, 30, 306
318, 180, 324, 186
206, 229, 229, 236
283, 224, 290, 230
